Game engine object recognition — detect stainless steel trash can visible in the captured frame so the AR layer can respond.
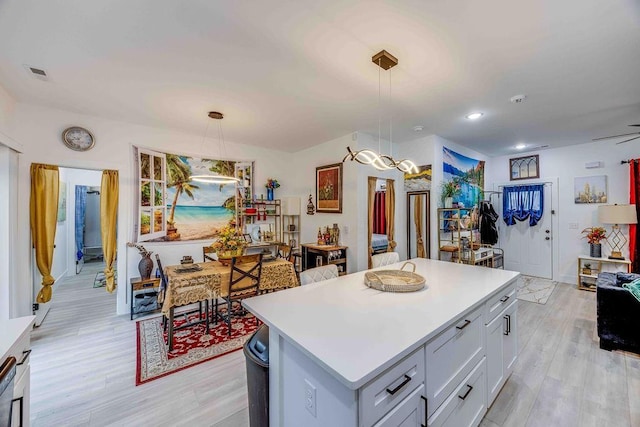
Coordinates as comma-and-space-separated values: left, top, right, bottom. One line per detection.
243, 324, 269, 427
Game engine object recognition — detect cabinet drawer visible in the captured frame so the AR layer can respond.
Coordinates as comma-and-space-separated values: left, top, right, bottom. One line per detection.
360, 347, 425, 427
484, 280, 517, 324
425, 306, 483, 416
428, 358, 486, 427
373, 383, 425, 427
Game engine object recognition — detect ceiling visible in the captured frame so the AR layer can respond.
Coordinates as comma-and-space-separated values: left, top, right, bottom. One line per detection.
0, 0, 639, 156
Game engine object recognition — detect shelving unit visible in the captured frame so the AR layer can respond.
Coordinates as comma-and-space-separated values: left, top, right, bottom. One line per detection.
238, 198, 283, 243
301, 244, 348, 276
438, 208, 501, 267
577, 255, 631, 292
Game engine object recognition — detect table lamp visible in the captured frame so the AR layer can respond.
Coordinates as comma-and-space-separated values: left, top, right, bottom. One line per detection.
597, 204, 638, 260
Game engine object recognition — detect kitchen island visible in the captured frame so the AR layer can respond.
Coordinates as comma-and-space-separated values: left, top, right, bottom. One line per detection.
243, 258, 520, 426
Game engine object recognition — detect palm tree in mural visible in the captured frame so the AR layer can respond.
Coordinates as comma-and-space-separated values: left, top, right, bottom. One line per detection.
166, 154, 199, 233
208, 159, 236, 191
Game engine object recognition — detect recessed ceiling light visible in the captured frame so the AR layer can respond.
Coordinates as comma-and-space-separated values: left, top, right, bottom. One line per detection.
413, 125, 424, 132
465, 112, 483, 120
515, 143, 526, 150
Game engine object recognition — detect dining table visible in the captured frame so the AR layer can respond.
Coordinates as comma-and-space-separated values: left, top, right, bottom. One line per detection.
159, 258, 298, 350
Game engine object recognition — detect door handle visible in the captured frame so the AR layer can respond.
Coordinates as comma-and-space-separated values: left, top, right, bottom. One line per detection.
503, 314, 511, 335
386, 374, 411, 395
421, 396, 428, 427
545, 237, 550, 240
545, 229, 550, 234
455, 319, 471, 330
458, 384, 474, 400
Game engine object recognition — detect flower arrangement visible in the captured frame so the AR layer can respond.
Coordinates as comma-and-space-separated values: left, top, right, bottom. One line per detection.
581, 227, 607, 244
441, 178, 462, 198
127, 242, 153, 257
265, 178, 280, 189
211, 225, 247, 253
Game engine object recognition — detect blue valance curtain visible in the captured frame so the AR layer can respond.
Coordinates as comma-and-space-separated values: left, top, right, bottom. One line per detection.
75, 185, 88, 260
503, 184, 544, 226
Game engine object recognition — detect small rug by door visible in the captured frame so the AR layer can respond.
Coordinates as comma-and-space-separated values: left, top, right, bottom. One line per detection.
136, 310, 258, 385
517, 275, 558, 305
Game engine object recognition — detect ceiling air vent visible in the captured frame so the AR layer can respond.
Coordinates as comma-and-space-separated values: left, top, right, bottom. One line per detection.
23, 64, 49, 81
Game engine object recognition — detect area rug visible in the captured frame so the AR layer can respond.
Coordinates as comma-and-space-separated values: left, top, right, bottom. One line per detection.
93, 270, 117, 288
136, 310, 258, 385
517, 275, 558, 305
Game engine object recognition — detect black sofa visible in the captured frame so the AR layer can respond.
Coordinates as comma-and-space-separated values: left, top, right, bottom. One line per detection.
596, 271, 640, 354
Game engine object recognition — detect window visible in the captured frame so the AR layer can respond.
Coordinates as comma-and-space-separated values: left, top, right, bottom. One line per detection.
137, 148, 166, 241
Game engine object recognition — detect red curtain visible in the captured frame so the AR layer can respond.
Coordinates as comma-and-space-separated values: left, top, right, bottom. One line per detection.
373, 191, 386, 234
631, 159, 640, 273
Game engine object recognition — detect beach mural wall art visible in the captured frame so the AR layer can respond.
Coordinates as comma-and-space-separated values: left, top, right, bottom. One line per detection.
138, 147, 239, 242
442, 147, 485, 208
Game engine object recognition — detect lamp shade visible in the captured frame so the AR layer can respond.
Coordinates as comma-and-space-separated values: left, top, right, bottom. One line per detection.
597, 204, 638, 225
282, 197, 301, 216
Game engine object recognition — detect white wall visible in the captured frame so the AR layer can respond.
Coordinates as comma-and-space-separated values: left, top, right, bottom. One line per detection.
0, 83, 21, 151
485, 140, 639, 283
10, 102, 293, 316
396, 135, 488, 259
0, 144, 20, 319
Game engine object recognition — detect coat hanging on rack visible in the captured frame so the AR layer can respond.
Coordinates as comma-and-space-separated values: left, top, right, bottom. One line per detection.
479, 201, 499, 245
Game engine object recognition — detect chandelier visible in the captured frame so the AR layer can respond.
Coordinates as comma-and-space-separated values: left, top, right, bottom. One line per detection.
190, 111, 240, 185
343, 50, 418, 174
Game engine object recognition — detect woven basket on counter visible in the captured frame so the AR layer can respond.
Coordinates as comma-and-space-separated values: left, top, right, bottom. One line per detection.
364, 261, 426, 292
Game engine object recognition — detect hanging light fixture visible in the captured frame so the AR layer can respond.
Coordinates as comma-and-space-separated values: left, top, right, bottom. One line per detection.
343, 50, 418, 174
190, 111, 241, 184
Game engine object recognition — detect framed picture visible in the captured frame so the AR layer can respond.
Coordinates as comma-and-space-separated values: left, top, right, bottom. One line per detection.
509, 155, 539, 181
574, 175, 607, 204
316, 163, 343, 213
242, 233, 252, 243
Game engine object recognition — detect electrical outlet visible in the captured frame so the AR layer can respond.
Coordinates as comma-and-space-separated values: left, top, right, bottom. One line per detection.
568, 222, 579, 230
304, 379, 317, 417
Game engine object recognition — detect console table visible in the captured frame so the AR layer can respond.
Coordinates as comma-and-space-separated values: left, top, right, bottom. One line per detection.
577, 255, 631, 291
301, 243, 348, 275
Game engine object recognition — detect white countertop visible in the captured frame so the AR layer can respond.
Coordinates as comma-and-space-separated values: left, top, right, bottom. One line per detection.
243, 258, 519, 389
0, 316, 35, 358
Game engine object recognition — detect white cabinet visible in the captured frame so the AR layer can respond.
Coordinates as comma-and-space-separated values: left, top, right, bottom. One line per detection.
485, 300, 517, 407
374, 384, 426, 427
1, 316, 34, 427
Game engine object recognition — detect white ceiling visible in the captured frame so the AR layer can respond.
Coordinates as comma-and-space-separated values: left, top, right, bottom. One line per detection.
0, 0, 639, 156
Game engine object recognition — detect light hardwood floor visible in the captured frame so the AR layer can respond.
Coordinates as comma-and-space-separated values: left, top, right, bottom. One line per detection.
30, 266, 639, 426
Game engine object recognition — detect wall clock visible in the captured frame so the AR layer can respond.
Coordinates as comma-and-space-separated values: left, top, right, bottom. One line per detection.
61, 126, 95, 151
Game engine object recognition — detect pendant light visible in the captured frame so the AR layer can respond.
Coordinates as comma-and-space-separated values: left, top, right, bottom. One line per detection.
343, 50, 418, 174
190, 111, 240, 184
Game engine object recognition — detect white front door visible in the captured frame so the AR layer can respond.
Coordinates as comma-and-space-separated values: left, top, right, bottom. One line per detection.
497, 184, 553, 279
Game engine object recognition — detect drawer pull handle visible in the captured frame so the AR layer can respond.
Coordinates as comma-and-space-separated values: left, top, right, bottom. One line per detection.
455, 319, 471, 330
500, 295, 510, 303
386, 374, 411, 395
458, 384, 473, 400
421, 395, 428, 427
16, 349, 31, 366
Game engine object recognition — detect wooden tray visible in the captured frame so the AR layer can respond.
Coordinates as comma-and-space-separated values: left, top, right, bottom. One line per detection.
364, 262, 426, 292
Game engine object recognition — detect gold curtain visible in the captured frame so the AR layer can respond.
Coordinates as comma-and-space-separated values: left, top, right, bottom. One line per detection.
385, 179, 396, 251
414, 195, 426, 258
100, 170, 119, 293
30, 164, 60, 303
367, 177, 376, 268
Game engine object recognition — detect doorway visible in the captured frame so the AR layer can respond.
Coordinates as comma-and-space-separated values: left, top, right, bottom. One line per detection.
497, 183, 553, 279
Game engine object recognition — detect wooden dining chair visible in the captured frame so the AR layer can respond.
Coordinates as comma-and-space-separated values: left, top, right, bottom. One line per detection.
277, 244, 292, 262
155, 254, 209, 351
203, 246, 216, 262
214, 253, 263, 336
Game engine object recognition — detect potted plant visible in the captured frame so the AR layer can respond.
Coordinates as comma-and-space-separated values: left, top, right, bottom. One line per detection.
441, 178, 462, 208
581, 227, 607, 258
265, 178, 280, 201
211, 225, 248, 264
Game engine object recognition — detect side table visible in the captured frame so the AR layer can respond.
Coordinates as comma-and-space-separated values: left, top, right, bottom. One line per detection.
577, 255, 631, 292
130, 277, 161, 320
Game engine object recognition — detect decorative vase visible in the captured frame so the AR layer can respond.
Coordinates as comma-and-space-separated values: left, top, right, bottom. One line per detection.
138, 254, 154, 280
589, 243, 602, 258
444, 197, 453, 208
267, 188, 274, 201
